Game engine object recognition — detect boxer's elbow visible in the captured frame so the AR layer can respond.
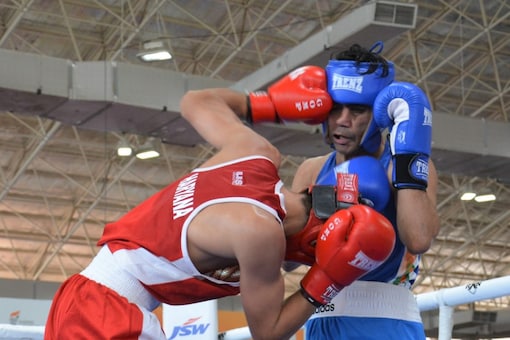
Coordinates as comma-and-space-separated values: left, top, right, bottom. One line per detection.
180, 89, 207, 120
405, 237, 433, 255
402, 222, 439, 255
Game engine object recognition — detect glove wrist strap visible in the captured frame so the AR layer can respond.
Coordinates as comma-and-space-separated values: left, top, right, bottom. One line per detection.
392, 153, 429, 191
247, 92, 277, 123
245, 95, 253, 125
300, 287, 324, 308
300, 266, 341, 307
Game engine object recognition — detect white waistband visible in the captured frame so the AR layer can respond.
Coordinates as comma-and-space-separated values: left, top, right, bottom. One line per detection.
81, 246, 160, 311
309, 281, 422, 323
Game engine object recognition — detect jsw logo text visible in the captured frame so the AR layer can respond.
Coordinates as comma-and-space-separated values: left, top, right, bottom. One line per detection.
168, 319, 211, 339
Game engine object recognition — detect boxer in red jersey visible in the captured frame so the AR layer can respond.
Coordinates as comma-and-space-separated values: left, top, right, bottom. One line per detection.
45, 67, 396, 340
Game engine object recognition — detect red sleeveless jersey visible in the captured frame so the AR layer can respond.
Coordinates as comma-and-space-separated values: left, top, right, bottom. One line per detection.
98, 156, 286, 305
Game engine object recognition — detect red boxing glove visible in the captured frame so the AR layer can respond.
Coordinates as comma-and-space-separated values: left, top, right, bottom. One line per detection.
284, 211, 322, 267
247, 66, 333, 125
300, 205, 396, 307
285, 173, 361, 267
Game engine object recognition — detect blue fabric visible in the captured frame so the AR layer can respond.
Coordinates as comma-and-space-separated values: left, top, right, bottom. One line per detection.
315, 149, 401, 283
326, 60, 395, 106
305, 316, 426, 340
373, 82, 432, 190
306, 146, 425, 339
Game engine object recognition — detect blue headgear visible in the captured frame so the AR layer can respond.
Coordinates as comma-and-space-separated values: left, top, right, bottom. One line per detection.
322, 42, 395, 153
326, 60, 395, 105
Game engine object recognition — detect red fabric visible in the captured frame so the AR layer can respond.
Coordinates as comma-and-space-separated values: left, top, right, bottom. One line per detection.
97, 157, 284, 305
44, 274, 148, 340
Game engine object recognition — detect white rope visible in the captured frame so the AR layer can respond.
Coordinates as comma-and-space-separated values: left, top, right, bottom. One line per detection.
5, 276, 510, 340
219, 275, 510, 340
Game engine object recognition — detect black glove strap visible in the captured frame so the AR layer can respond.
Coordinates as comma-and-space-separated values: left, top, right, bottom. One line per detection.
393, 154, 428, 191
300, 287, 324, 308
245, 95, 253, 125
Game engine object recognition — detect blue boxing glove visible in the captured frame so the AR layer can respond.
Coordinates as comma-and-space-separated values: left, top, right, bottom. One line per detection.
373, 82, 432, 190
316, 156, 391, 212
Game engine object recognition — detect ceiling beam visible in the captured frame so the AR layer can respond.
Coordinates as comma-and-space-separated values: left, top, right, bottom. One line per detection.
232, 1, 418, 92
0, 29, 509, 183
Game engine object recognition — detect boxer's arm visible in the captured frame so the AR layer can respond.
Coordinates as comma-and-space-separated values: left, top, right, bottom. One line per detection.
237, 217, 316, 340
394, 159, 440, 254
180, 88, 283, 169
180, 88, 254, 150
282, 156, 327, 271
372, 82, 440, 253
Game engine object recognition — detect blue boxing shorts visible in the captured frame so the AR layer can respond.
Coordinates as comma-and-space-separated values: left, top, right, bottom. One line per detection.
305, 281, 426, 340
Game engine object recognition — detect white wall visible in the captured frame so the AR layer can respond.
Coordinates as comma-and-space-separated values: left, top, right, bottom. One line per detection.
0, 297, 52, 326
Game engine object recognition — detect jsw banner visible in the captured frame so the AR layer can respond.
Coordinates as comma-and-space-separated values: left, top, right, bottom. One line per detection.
163, 300, 218, 340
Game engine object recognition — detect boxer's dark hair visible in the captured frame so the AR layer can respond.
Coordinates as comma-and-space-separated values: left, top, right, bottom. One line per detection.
330, 43, 391, 77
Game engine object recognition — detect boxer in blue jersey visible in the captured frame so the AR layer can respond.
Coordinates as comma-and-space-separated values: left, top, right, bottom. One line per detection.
288, 43, 440, 339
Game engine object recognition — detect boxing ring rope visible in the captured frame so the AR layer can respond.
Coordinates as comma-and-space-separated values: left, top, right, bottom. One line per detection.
416, 275, 510, 340
219, 275, 510, 340
2, 276, 510, 339
0, 324, 45, 339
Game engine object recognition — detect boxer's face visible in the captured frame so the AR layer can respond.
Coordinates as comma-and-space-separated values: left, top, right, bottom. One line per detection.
326, 103, 372, 156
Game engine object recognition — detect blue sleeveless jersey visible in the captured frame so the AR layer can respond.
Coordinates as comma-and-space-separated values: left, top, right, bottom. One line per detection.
314, 145, 420, 285
305, 146, 425, 340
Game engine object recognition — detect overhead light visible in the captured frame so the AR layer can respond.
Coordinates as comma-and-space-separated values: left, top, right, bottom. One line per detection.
137, 40, 172, 62
474, 194, 496, 203
460, 184, 496, 203
460, 192, 476, 201
116, 138, 133, 157
460, 183, 476, 201
135, 138, 160, 160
